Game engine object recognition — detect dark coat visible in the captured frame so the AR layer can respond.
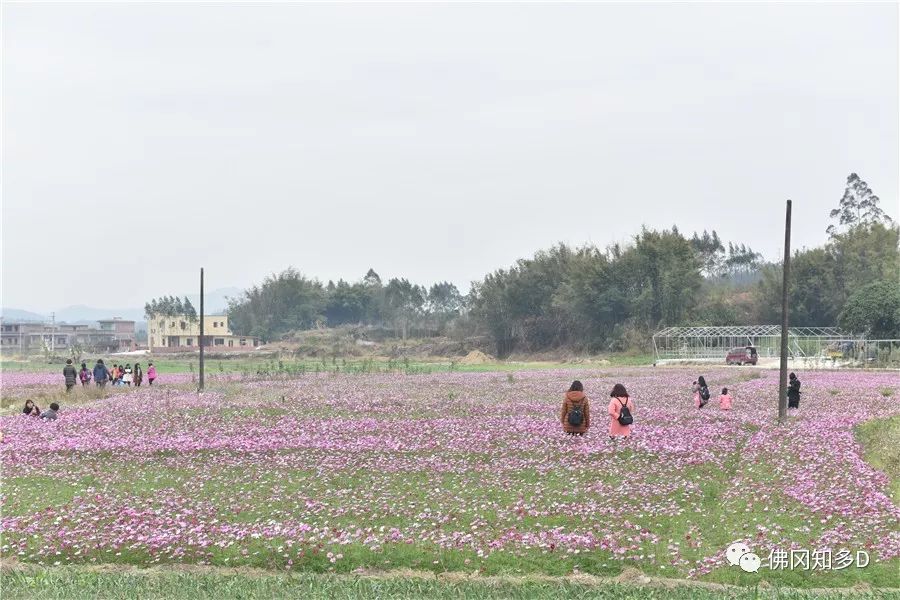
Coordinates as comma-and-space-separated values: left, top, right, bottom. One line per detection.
63, 365, 78, 386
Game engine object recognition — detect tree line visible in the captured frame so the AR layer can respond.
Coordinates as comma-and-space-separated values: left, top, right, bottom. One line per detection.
223, 174, 898, 354
226, 269, 465, 342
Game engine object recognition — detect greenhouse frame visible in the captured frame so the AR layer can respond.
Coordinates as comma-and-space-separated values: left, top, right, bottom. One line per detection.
651, 325, 861, 362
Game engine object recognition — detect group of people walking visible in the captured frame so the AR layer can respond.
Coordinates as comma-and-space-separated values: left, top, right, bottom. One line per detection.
560, 380, 634, 439
560, 372, 804, 438
63, 358, 157, 390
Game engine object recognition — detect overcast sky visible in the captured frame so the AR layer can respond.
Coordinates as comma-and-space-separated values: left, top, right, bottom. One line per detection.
2, 2, 897, 313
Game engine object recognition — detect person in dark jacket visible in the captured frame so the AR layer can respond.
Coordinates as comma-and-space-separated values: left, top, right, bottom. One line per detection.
133, 363, 143, 387
787, 373, 801, 409
41, 402, 60, 421
93, 359, 109, 388
63, 359, 77, 392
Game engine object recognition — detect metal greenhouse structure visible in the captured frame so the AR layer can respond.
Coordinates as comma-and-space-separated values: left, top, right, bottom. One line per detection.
651, 325, 862, 363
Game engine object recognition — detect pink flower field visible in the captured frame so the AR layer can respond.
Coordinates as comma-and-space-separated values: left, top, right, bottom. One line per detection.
1, 367, 898, 586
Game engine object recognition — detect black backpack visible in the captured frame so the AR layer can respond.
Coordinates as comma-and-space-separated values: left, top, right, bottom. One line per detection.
699, 385, 711, 404
617, 398, 633, 426
568, 401, 584, 427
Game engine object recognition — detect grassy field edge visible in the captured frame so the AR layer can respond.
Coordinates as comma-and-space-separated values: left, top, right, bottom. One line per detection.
2, 562, 898, 600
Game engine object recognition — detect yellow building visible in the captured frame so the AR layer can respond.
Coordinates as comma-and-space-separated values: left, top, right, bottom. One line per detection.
148, 314, 258, 351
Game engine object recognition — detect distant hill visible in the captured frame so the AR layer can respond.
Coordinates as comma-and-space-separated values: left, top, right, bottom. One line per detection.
55, 305, 146, 323
0, 308, 47, 322
183, 287, 242, 315
2, 287, 242, 327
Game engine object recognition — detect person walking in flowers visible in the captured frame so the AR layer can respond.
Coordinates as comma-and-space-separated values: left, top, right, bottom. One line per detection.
607, 383, 634, 441
561, 380, 590, 436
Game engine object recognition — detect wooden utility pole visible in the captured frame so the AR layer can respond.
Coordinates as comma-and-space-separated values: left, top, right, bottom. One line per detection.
199, 267, 205, 391
778, 200, 792, 422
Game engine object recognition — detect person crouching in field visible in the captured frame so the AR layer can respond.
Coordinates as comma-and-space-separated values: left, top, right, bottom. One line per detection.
694, 376, 711, 408
63, 359, 77, 392
79, 362, 91, 387
134, 363, 143, 387
23, 400, 41, 417
719, 387, 733, 410
561, 380, 590, 436
608, 383, 634, 440
41, 402, 59, 421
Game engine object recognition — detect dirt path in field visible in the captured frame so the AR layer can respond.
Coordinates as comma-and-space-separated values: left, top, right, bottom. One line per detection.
1, 559, 893, 596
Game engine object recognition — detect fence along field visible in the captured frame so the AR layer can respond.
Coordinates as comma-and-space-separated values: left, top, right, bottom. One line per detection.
1, 365, 898, 596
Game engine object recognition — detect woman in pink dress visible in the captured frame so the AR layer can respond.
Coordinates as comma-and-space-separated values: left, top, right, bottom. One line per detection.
607, 383, 633, 439
719, 387, 733, 410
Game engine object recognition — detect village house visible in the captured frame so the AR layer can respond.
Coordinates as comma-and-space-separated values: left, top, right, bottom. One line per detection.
147, 314, 258, 352
0, 318, 136, 353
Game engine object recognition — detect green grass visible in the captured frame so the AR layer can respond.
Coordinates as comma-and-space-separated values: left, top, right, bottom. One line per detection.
1, 568, 887, 600
1, 355, 655, 377
856, 415, 900, 503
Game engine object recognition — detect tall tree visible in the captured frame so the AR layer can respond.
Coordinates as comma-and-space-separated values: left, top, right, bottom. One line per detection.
690, 230, 725, 277
827, 173, 893, 236
839, 280, 900, 338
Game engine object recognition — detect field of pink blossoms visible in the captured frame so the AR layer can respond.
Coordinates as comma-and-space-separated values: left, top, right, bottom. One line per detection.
1, 367, 898, 587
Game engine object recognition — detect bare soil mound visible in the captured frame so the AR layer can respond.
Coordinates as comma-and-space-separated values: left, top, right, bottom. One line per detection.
459, 350, 495, 364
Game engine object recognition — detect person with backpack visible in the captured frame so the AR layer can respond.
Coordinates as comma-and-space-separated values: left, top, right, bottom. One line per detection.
79, 362, 92, 387
63, 359, 78, 392
607, 383, 634, 440
787, 373, 801, 409
694, 376, 711, 408
560, 380, 590, 436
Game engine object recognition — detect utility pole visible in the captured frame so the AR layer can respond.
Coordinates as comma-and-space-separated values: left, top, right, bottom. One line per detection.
199, 267, 205, 391
778, 200, 792, 423
50, 312, 56, 353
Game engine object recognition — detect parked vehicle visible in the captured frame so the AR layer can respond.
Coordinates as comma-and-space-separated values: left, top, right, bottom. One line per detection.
726, 346, 758, 365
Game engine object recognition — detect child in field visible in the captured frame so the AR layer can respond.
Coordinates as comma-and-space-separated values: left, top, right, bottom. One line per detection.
123, 364, 133, 386
147, 363, 157, 386
134, 363, 143, 387
41, 402, 59, 421
561, 380, 589, 436
79, 362, 92, 387
719, 387, 733, 410
607, 383, 634, 440
22, 400, 41, 417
